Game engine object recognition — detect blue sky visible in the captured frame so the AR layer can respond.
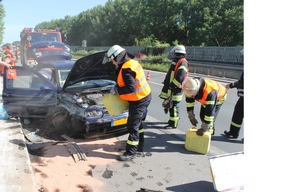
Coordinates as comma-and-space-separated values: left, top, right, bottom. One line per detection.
2, 0, 108, 44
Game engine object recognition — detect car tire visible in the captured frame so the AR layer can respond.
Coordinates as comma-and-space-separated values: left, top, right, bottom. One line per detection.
51, 107, 72, 135
70, 117, 85, 138
20, 117, 33, 128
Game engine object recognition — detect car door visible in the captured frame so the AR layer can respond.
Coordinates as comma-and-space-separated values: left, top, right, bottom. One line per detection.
2, 66, 57, 118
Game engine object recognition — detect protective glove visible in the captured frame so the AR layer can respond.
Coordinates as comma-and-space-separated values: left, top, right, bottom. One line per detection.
196, 122, 210, 136
110, 85, 118, 94
225, 83, 232, 90
162, 99, 169, 108
187, 110, 198, 126
162, 99, 172, 114
196, 128, 206, 136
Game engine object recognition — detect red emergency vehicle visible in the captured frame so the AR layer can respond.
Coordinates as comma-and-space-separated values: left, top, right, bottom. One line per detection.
20, 27, 71, 67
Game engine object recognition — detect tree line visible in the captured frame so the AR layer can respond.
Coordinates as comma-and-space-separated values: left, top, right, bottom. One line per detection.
0, 1, 5, 44
1, 0, 243, 47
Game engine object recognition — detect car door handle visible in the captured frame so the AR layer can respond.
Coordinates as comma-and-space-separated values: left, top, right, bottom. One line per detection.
2, 93, 12, 97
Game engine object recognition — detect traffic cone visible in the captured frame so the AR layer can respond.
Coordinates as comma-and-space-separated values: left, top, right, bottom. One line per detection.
146, 71, 150, 81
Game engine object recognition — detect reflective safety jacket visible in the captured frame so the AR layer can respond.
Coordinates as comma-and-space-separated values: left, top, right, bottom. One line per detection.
0, 49, 16, 79
185, 78, 227, 124
2, 48, 15, 61
159, 57, 189, 101
1, 48, 13, 74
117, 59, 151, 101
6, 57, 17, 80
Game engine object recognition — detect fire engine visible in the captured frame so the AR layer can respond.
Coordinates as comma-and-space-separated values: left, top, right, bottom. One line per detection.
20, 27, 71, 67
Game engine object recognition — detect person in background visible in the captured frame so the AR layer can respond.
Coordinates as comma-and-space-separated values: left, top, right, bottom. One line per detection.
5, 44, 15, 56
14, 46, 20, 60
159, 45, 189, 129
224, 72, 244, 139
0, 60, 12, 71
102, 45, 152, 161
0, 44, 14, 76
2, 44, 15, 63
183, 77, 227, 136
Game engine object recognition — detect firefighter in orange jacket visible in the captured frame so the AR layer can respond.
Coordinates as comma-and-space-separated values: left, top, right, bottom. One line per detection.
0, 44, 16, 78
0, 60, 13, 74
183, 77, 227, 136
3, 44, 15, 59
4, 44, 17, 80
103, 45, 152, 161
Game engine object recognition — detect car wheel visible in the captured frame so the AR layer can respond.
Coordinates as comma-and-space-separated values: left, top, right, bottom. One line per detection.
51, 107, 72, 135
20, 118, 33, 128
70, 117, 85, 138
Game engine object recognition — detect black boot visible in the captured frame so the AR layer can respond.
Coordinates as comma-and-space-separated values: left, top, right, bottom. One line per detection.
224, 130, 238, 139
164, 124, 177, 129
118, 152, 136, 161
164, 120, 177, 129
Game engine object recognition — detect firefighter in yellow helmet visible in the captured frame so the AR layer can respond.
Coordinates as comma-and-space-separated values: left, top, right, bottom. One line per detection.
159, 45, 189, 129
103, 45, 152, 161
182, 77, 227, 136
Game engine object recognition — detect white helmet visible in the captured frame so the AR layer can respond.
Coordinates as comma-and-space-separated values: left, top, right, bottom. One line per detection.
102, 45, 125, 64
170, 45, 186, 54
183, 78, 200, 97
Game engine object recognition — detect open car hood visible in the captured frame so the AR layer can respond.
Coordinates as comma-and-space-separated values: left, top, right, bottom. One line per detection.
29, 41, 72, 62
63, 51, 117, 90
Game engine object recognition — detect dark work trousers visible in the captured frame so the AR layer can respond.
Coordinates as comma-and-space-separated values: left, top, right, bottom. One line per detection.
200, 102, 223, 129
168, 101, 180, 128
230, 96, 244, 135
126, 95, 151, 155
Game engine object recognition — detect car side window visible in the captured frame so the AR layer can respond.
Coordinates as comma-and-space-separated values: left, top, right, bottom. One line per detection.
39, 68, 52, 81
31, 75, 45, 90
58, 69, 70, 88
5, 68, 46, 90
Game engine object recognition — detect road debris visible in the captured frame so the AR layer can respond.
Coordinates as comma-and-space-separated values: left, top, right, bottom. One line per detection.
62, 135, 87, 162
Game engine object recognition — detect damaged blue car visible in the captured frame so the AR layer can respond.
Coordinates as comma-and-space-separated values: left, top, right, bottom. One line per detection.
1, 52, 129, 138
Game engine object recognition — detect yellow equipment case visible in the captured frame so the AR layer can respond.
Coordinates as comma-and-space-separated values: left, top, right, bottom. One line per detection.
185, 127, 211, 154
103, 93, 129, 116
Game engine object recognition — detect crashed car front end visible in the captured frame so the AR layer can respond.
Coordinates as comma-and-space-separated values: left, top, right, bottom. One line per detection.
58, 84, 128, 136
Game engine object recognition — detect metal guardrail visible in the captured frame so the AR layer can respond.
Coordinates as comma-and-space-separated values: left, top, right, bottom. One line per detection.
70, 46, 243, 79
71, 46, 244, 66
179, 46, 243, 65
